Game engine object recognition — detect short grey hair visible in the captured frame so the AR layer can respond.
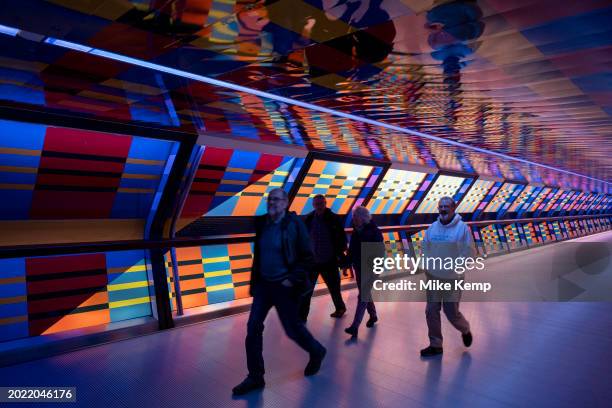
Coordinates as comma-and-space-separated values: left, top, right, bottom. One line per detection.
352, 206, 372, 222
269, 188, 288, 200
439, 196, 456, 208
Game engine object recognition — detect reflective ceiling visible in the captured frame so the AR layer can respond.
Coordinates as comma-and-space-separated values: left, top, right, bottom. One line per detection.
0, 0, 610, 182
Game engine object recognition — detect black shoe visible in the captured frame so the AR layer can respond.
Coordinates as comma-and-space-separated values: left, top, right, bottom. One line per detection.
304, 346, 327, 376
344, 326, 358, 337
420, 346, 443, 357
232, 377, 265, 396
462, 331, 473, 347
366, 315, 378, 328
330, 308, 346, 318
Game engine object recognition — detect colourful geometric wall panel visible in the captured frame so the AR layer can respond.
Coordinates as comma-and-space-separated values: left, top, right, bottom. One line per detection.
541, 189, 565, 213
522, 223, 539, 245
25, 254, 110, 336
484, 183, 521, 213
530, 188, 554, 213
538, 222, 554, 242
508, 185, 538, 213
165, 243, 254, 309
106, 251, 152, 322
410, 229, 427, 256
549, 221, 564, 240
366, 169, 426, 214
0, 119, 176, 220
0, 258, 28, 342
456, 179, 494, 214
504, 224, 525, 249
480, 224, 505, 254
181, 147, 301, 217
415, 175, 467, 214
290, 159, 375, 215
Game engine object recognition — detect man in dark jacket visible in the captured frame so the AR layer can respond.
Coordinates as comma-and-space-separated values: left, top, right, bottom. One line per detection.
300, 194, 348, 321
232, 188, 327, 396
344, 206, 384, 338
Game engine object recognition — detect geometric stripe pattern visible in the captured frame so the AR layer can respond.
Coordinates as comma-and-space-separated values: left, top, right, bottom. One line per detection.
480, 224, 505, 254
290, 159, 375, 215
508, 185, 537, 213
522, 223, 539, 245
181, 147, 299, 217
504, 223, 525, 249
538, 222, 554, 242
415, 175, 467, 214
456, 179, 495, 214
0, 251, 153, 343
484, 183, 520, 213
165, 242, 254, 309
366, 169, 426, 214
0, 119, 175, 220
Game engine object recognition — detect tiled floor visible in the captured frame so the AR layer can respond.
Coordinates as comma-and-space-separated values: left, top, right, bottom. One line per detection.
1, 232, 611, 408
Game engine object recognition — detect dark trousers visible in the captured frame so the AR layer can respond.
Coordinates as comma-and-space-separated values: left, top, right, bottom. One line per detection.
350, 266, 377, 329
425, 277, 470, 348
246, 280, 324, 379
299, 261, 346, 321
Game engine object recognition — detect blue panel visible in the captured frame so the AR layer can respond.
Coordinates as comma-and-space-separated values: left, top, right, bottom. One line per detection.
119, 177, 160, 189
0, 153, 41, 168
106, 251, 146, 268
207, 290, 235, 304
228, 151, 259, 169
572, 72, 612, 92
109, 303, 152, 321
0, 322, 28, 342
108, 287, 150, 302
0, 190, 33, 219
0, 84, 45, 106
0, 119, 46, 149
111, 192, 154, 219
123, 162, 165, 175
128, 138, 175, 160
0, 302, 27, 318
0, 172, 37, 184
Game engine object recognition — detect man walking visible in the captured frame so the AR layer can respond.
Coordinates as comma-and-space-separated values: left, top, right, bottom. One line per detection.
300, 194, 348, 321
420, 196, 474, 357
232, 188, 327, 395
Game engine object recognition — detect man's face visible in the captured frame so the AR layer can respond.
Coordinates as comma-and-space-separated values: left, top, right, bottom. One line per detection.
313, 196, 327, 213
267, 190, 288, 218
438, 199, 455, 222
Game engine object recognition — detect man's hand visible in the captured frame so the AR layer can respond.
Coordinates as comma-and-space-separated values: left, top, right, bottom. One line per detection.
281, 279, 293, 288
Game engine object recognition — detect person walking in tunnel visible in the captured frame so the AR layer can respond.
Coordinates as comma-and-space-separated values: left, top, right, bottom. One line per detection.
420, 196, 474, 357
300, 194, 348, 322
344, 206, 384, 338
232, 188, 327, 396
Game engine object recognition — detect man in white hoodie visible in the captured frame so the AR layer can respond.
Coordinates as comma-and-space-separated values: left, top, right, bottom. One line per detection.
420, 196, 474, 357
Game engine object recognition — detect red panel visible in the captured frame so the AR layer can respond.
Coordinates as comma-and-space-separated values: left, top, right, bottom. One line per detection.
27, 253, 106, 275
36, 174, 121, 189
38, 157, 126, 173
182, 196, 214, 217
30, 191, 116, 219
201, 147, 233, 166
44, 127, 132, 157
27, 275, 108, 295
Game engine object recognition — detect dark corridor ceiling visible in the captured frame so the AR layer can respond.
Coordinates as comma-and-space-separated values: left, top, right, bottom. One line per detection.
0, 0, 610, 182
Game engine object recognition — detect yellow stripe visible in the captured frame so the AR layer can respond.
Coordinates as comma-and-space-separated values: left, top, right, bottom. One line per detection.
123, 174, 160, 180
204, 270, 231, 278
108, 281, 149, 291
0, 184, 34, 190
107, 265, 147, 274
0, 147, 40, 156
109, 296, 150, 308
202, 256, 229, 264
206, 283, 234, 292
0, 166, 37, 174
117, 188, 155, 193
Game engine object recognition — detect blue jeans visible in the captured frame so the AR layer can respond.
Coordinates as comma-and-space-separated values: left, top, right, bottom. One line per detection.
350, 267, 377, 329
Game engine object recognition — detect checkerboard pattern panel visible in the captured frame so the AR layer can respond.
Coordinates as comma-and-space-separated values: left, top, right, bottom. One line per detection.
484, 183, 520, 213
456, 179, 494, 214
415, 175, 466, 214
290, 159, 374, 215
366, 169, 426, 214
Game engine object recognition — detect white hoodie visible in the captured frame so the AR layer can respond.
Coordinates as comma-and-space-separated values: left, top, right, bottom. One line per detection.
422, 214, 476, 279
